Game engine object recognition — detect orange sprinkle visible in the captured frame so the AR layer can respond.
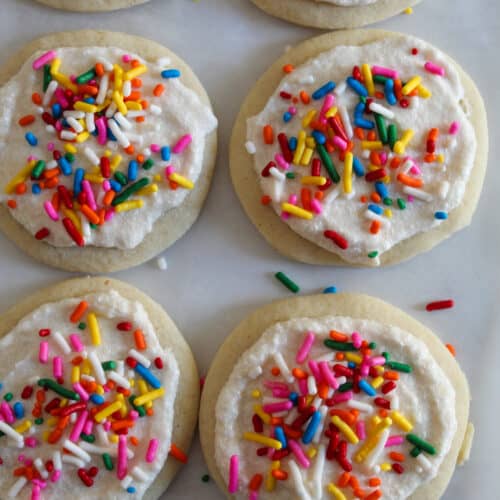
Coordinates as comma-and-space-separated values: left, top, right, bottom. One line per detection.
95, 63, 104, 77
360, 195, 368, 203
124, 145, 135, 155
45, 177, 59, 189
370, 193, 382, 203
335, 352, 345, 361
18, 115, 36, 127
378, 409, 388, 418
153, 84, 165, 97
131, 78, 143, 88
353, 487, 366, 498
140, 100, 149, 110
390, 157, 402, 170
169, 444, 188, 463
43, 167, 60, 179
80, 204, 100, 225
370, 220, 381, 235
7, 199, 16, 209
136, 154, 145, 163
271, 366, 281, 376
314, 191, 324, 201
32, 92, 42, 105
103, 190, 116, 206
445, 343, 456, 357
325, 142, 335, 154
389, 451, 406, 462
79, 85, 98, 96
338, 472, 351, 487
71, 356, 84, 366
98, 208, 105, 226
249, 474, 263, 491
428, 127, 439, 141
366, 490, 382, 500
263, 124, 274, 145
15, 182, 27, 195
272, 469, 288, 480
70, 301, 88, 323
383, 370, 399, 381
130, 436, 139, 446
394, 79, 403, 101
301, 188, 312, 211
299, 90, 310, 104
292, 368, 308, 379
368, 478, 381, 487
126, 91, 142, 102
367, 130, 377, 141
134, 329, 147, 351
354, 127, 365, 140
370, 151, 381, 166
397, 173, 423, 188
135, 116, 146, 123
330, 330, 348, 342
261, 195, 272, 206
330, 409, 355, 426
131, 59, 141, 68
111, 420, 134, 431
349, 475, 360, 489
106, 380, 115, 390
374, 91, 384, 99
424, 153, 437, 163
317, 382, 329, 399
283, 64, 294, 74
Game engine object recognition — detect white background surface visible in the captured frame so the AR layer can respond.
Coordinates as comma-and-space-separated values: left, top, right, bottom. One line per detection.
0, 0, 498, 498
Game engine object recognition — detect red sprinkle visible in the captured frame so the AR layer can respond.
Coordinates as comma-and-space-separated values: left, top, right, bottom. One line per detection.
324, 230, 349, 250
21, 386, 34, 399
78, 468, 94, 487
18, 115, 36, 127
411, 48, 419, 55
35, 227, 50, 240
392, 463, 404, 474
117, 321, 132, 331
154, 357, 163, 369
39, 329, 51, 337
88, 466, 99, 477
426, 299, 454, 312
125, 356, 138, 368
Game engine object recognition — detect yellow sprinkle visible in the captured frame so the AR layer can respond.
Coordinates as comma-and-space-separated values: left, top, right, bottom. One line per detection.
384, 209, 393, 218
104, 150, 113, 158
113, 64, 123, 93
46, 417, 58, 427
381, 462, 392, 471
402, 76, 422, 96
307, 447, 317, 459
302, 110, 317, 128
375, 365, 384, 374
64, 144, 77, 154
391, 411, 413, 432
345, 352, 363, 364
265, 461, 280, 492
437, 154, 445, 163
50, 58, 61, 76
393, 129, 414, 155
382, 176, 391, 184
327, 483, 347, 500
251, 389, 261, 399
137, 380, 152, 410
418, 85, 432, 98
331, 415, 359, 444
115, 199, 144, 213
404, 6, 413, 14
42, 431, 50, 443
84, 173, 105, 184
325, 106, 338, 118
110, 155, 123, 171
281, 203, 313, 220
71, 366, 81, 384
5, 160, 36, 194
95, 385, 104, 396
95, 400, 123, 423
74, 102, 98, 113
300, 147, 314, 166
305, 137, 316, 149
362, 63, 375, 96
60, 399, 68, 408
243, 432, 282, 449
76, 131, 90, 143
137, 184, 159, 196
153, 174, 162, 182
367, 164, 380, 172
81, 359, 91, 375
343, 152, 353, 194
361, 140, 383, 150
134, 387, 165, 407
15, 420, 32, 434
354, 418, 392, 463
109, 434, 119, 444
253, 404, 271, 425
116, 393, 127, 418
126, 101, 142, 111
52, 72, 77, 92
95, 100, 111, 113
301, 175, 326, 186
293, 131, 306, 165
87, 312, 101, 346
371, 376, 384, 389
168, 173, 194, 190
113, 90, 128, 115
124, 64, 148, 81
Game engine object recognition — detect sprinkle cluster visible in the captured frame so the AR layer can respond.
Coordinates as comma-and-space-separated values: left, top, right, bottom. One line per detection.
0, 298, 186, 498
5, 49, 196, 247
252, 49, 460, 260
229, 328, 438, 499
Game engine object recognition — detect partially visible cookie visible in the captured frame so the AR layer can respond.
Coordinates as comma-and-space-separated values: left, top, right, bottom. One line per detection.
0, 276, 199, 498
0, 31, 218, 272
35, 0, 150, 12
250, 0, 421, 29
231, 30, 487, 267
200, 293, 473, 499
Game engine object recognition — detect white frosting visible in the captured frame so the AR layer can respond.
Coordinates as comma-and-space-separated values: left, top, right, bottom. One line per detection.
313, 0, 376, 5
215, 316, 456, 499
0, 47, 217, 248
247, 36, 476, 265
0, 290, 179, 499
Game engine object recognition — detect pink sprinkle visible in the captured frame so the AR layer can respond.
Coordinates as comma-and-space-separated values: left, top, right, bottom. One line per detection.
81, 180, 97, 211
25, 437, 38, 448
51, 470, 62, 483
379, 152, 388, 165
307, 360, 322, 384
228, 455, 239, 493
249, 491, 258, 500
356, 421, 366, 440
424, 61, 446, 76
449, 121, 460, 135
104, 208, 115, 222
296, 332, 315, 363
372, 65, 399, 79
288, 106, 297, 115
165, 165, 174, 178
33, 50, 57, 70
385, 435, 405, 447
1, 402, 15, 424
53, 356, 63, 378
321, 94, 335, 116
43, 201, 59, 222
54, 88, 69, 108
27, 155, 37, 162
129, 410, 139, 421
311, 199, 322, 214
271, 388, 290, 398
72, 383, 89, 402
102, 180, 111, 192
38, 341, 49, 363
46, 143, 55, 152
69, 75, 77, 84
103, 421, 111, 432
150, 144, 161, 153
288, 440, 310, 468
172, 134, 192, 154
281, 194, 296, 220
298, 378, 308, 396
117, 435, 128, 480
330, 391, 352, 405
122, 54, 132, 63
146, 438, 159, 463
68, 334, 84, 352
83, 419, 93, 435
274, 153, 290, 170
351, 332, 362, 349
95, 117, 107, 145
263, 380, 288, 391
262, 401, 293, 414
69, 411, 89, 442
333, 135, 348, 151
319, 361, 339, 389
18, 455, 26, 463
359, 362, 370, 377
407, 195, 415, 203
31, 483, 41, 500
32, 479, 46, 489
409, 165, 421, 176
369, 356, 386, 366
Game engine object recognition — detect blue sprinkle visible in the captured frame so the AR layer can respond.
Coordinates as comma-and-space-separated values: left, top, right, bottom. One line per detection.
109, 180, 122, 192
323, 286, 337, 294
32, 184, 41, 194
128, 160, 138, 182
274, 426, 287, 448
354, 117, 375, 130
353, 156, 365, 177
161, 69, 181, 79
25, 132, 38, 146
283, 111, 292, 123
312, 131, 326, 145
51, 103, 62, 119
0, 382, 3, 391
13, 402, 24, 419
134, 363, 161, 389
368, 203, 383, 215
61, 118, 69, 128
346, 77, 368, 97
347, 361, 356, 369
354, 102, 366, 117
288, 137, 297, 151
126, 486, 136, 494
434, 211, 448, 220
74, 168, 84, 196
375, 181, 389, 199
359, 379, 376, 397
289, 392, 298, 405
107, 127, 117, 142
312, 81, 336, 100
90, 394, 105, 405
84, 97, 95, 104
160, 146, 171, 162
58, 157, 72, 176
384, 79, 397, 105
302, 411, 321, 444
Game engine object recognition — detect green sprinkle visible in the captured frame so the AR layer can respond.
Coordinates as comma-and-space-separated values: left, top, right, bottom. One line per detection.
274, 272, 300, 293
78, 322, 86, 330
32, 160, 46, 179
375, 113, 388, 144
38, 378, 80, 400
76, 68, 97, 85
324, 340, 357, 351
406, 434, 436, 455
129, 395, 146, 417
387, 361, 412, 373
383, 197, 393, 206
35, 418, 44, 425
368, 342, 377, 349
388, 124, 398, 150
201, 474, 210, 483
360, 96, 367, 104
80, 433, 96, 443
338, 382, 353, 393
142, 158, 154, 170
368, 251, 379, 259
397, 198, 406, 210
111, 178, 149, 206
65, 152, 75, 163
90, 223, 98, 229
114, 171, 128, 186
410, 446, 422, 457
0, 431, 4, 438
373, 75, 389, 85
103, 453, 114, 471
4, 392, 13, 402
286, 172, 296, 179
43, 64, 52, 92
382, 352, 391, 361
317, 144, 340, 183
102, 361, 117, 371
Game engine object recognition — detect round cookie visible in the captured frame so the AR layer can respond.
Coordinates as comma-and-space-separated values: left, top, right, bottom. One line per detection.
0, 276, 200, 498
0, 31, 218, 273
35, 0, 150, 12
230, 29, 487, 267
250, 0, 421, 29
200, 293, 473, 499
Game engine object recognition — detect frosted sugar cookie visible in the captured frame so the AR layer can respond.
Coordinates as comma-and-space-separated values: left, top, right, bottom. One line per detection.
250, 0, 421, 29
0, 31, 218, 272
200, 293, 473, 499
230, 30, 487, 266
0, 276, 199, 498
35, 0, 150, 12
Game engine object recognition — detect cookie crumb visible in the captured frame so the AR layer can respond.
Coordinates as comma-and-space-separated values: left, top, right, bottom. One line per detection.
156, 257, 168, 271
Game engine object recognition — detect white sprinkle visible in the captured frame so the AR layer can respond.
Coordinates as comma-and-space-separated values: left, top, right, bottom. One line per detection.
297, 75, 315, 85
34, 457, 49, 479
338, 105, 353, 139
285, 408, 298, 425
114, 112, 133, 130
401, 159, 415, 174
46, 125, 56, 134
63, 111, 85, 119
125, 132, 144, 146
63, 439, 91, 463
307, 375, 317, 395
84, 147, 100, 165
121, 475, 133, 489
157, 57, 172, 67
269, 166, 285, 181
347, 399, 375, 414
312, 406, 328, 444
0, 421, 24, 444
96, 57, 113, 71
364, 209, 391, 226
52, 331, 71, 355
122, 80, 132, 98
156, 256, 168, 271
46, 160, 58, 169
127, 110, 146, 118
272, 352, 294, 383
62, 455, 86, 468
60, 131, 77, 141
106, 141, 118, 151
131, 466, 149, 482
96, 74, 109, 105
53, 451, 62, 471
369, 101, 395, 119
438, 181, 450, 199
289, 461, 312, 500
43, 80, 58, 107
142, 148, 151, 158
334, 81, 347, 96
416, 452, 433, 471
312, 443, 326, 498
150, 104, 162, 115
365, 429, 390, 469
108, 120, 130, 148
105, 101, 117, 118
35, 106, 44, 115
245, 141, 256, 154
248, 366, 262, 379
88, 352, 106, 384
362, 149, 370, 159
128, 349, 151, 369
95, 425, 110, 445
108, 371, 131, 389
403, 186, 433, 202
86, 113, 96, 133
66, 117, 84, 133
7, 477, 27, 497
